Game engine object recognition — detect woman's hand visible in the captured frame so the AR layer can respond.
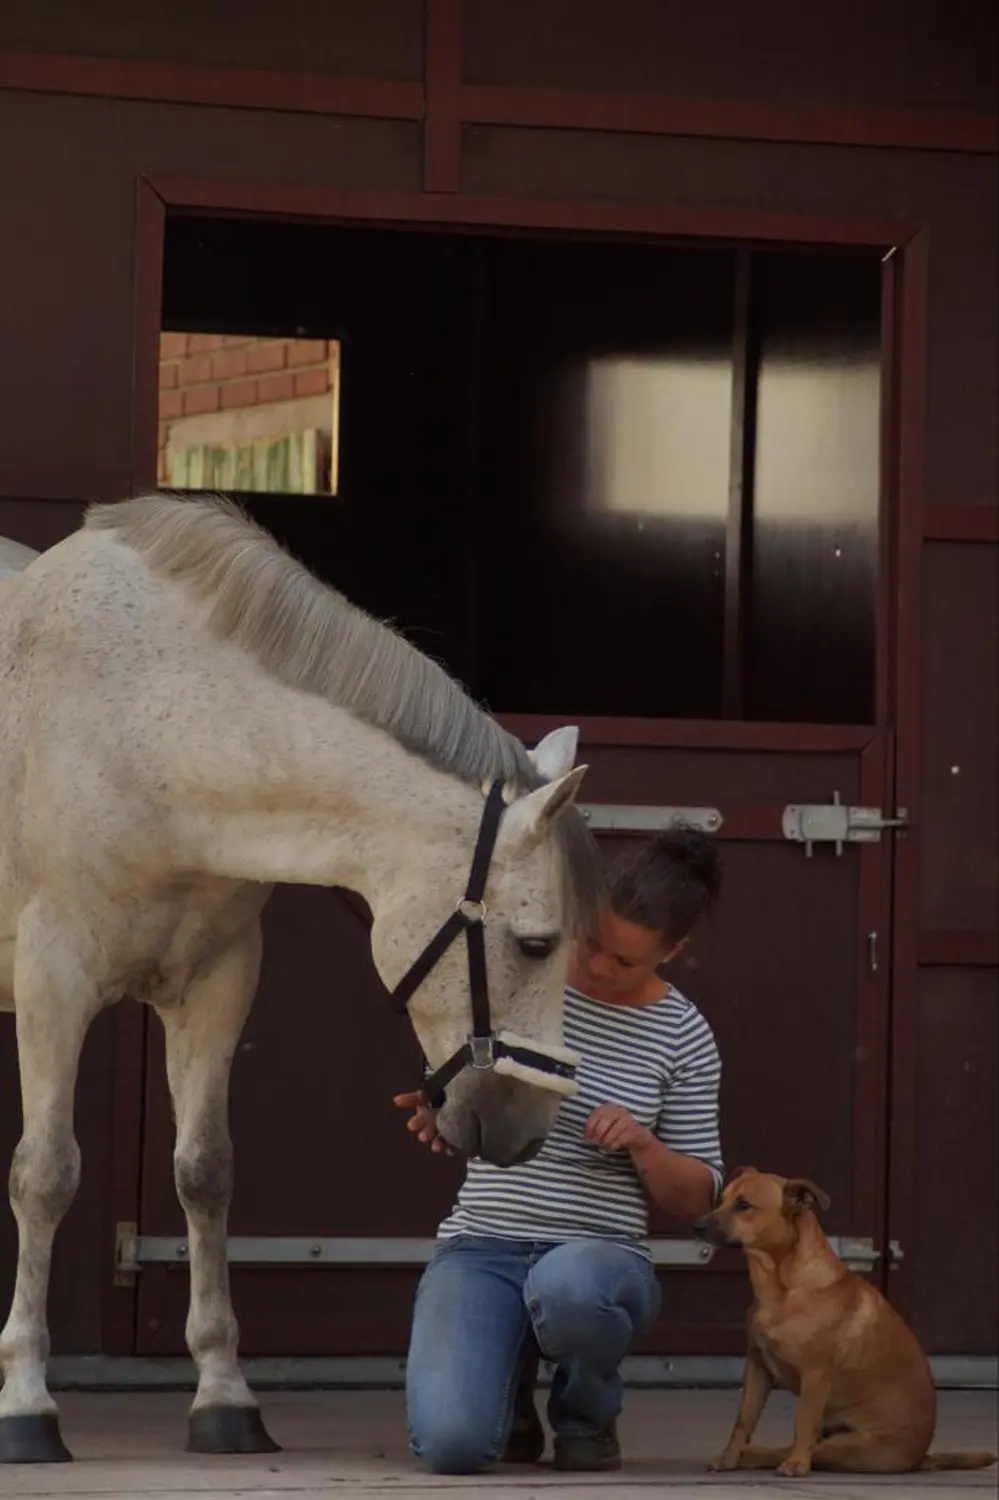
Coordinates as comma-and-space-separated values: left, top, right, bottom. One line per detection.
585, 1103, 655, 1157
392, 1091, 455, 1156
588, 1104, 716, 1218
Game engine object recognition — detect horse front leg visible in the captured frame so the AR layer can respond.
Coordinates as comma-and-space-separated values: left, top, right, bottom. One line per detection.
159, 923, 278, 1454
0, 904, 102, 1463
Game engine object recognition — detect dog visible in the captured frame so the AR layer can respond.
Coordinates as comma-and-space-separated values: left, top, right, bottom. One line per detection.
694, 1169, 996, 1477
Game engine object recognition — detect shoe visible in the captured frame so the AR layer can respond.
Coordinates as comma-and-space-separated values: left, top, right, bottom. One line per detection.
500, 1343, 545, 1464
553, 1421, 622, 1472
502, 1407, 545, 1464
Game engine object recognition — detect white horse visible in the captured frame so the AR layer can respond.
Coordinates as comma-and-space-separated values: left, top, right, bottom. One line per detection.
0, 495, 601, 1463
0, 535, 39, 583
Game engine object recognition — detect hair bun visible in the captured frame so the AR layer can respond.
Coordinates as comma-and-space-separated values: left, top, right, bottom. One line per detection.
607, 823, 723, 944
653, 824, 723, 905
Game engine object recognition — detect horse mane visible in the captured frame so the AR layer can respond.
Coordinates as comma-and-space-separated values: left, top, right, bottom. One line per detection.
85, 494, 602, 933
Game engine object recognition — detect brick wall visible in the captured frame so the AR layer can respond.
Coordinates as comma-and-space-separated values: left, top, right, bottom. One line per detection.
158, 334, 336, 485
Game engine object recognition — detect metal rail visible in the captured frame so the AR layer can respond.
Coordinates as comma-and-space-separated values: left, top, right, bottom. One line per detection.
117, 1232, 880, 1276
579, 805, 722, 834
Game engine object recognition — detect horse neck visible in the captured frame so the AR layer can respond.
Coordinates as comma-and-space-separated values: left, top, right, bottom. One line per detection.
181, 685, 481, 906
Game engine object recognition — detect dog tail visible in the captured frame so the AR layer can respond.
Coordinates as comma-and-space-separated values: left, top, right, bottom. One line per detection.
920, 1451, 996, 1471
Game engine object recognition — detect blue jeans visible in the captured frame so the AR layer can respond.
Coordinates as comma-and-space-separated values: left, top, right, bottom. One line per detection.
406, 1235, 662, 1474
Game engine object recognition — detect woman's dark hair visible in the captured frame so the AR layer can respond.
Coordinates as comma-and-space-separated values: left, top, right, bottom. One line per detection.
607, 824, 722, 945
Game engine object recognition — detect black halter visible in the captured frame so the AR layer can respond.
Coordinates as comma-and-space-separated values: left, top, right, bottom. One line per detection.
389, 780, 578, 1110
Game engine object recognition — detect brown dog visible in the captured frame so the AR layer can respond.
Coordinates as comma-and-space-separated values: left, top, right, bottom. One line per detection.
695, 1169, 996, 1477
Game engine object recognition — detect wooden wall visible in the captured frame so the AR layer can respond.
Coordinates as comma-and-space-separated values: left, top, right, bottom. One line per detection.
0, 0, 995, 1354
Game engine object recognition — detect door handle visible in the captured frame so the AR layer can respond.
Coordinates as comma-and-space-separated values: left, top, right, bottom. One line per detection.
868, 931, 879, 973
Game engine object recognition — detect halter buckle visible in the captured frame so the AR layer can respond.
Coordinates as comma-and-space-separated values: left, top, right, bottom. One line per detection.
468, 1033, 496, 1069
456, 897, 488, 925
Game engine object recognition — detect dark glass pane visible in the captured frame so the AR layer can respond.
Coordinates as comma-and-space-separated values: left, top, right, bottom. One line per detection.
474, 240, 735, 719
746, 252, 882, 725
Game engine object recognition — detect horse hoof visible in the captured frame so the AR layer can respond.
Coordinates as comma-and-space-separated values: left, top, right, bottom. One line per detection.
187, 1405, 281, 1454
0, 1413, 73, 1463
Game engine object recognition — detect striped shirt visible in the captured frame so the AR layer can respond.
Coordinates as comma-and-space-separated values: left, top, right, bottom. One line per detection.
438, 984, 723, 1257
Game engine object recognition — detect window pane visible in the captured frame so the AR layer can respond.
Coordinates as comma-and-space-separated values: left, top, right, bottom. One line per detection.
746, 253, 881, 724
474, 240, 735, 720
159, 334, 341, 497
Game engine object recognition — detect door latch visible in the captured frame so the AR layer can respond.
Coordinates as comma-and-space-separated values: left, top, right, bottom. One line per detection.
783, 792, 910, 857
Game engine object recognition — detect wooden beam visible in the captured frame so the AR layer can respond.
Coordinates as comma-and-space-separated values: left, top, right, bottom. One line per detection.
885, 228, 930, 1324
423, 0, 462, 192
147, 174, 920, 249
462, 84, 999, 156
923, 505, 999, 544
497, 712, 874, 753
4, 46, 993, 156
0, 49, 423, 119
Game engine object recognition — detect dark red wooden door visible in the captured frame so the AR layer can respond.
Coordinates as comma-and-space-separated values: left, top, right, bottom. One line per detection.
127, 716, 892, 1357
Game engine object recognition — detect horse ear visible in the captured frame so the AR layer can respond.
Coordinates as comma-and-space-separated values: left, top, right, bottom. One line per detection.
503, 766, 588, 849
527, 727, 580, 782
783, 1178, 831, 1216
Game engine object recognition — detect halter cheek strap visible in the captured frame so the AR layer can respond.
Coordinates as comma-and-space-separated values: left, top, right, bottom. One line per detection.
389, 781, 580, 1109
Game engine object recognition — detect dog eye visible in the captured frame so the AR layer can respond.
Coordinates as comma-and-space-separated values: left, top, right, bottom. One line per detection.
518, 935, 555, 960
733, 1197, 754, 1212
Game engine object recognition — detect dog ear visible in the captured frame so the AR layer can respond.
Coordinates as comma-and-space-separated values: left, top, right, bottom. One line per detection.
728, 1165, 757, 1181
783, 1178, 831, 1216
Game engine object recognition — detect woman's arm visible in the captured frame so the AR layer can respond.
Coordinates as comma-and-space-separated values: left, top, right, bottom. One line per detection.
631, 1134, 716, 1219
584, 1105, 717, 1219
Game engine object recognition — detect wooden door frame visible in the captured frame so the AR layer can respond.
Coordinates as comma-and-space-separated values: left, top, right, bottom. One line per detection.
105, 172, 926, 1352
883, 229, 928, 1320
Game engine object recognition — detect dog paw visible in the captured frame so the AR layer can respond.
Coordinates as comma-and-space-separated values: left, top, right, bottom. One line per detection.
776, 1456, 811, 1478
707, 1452, 740, 1472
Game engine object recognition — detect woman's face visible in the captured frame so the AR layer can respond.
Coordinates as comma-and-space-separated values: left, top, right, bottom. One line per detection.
575, 906, 683, 997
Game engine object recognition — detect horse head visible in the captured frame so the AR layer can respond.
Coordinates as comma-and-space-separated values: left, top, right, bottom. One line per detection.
368, 727, 598, 1166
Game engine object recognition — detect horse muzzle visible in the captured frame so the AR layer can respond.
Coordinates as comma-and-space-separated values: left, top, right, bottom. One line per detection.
437, 1061, 573, 1165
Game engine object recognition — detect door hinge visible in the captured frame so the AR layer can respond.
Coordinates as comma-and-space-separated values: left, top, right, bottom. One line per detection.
783, 791, 910, 857
580, 805, 722, 835
114, 1221, 138, 1287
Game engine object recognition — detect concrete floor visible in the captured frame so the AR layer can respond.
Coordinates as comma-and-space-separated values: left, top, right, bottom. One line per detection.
0, 1389, 994, 1500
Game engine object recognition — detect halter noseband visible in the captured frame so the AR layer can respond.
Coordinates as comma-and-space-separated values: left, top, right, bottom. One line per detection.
389, 781, 580, 1110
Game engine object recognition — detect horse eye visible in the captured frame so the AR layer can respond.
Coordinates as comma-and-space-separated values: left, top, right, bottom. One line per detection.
518, 935, 555, 960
